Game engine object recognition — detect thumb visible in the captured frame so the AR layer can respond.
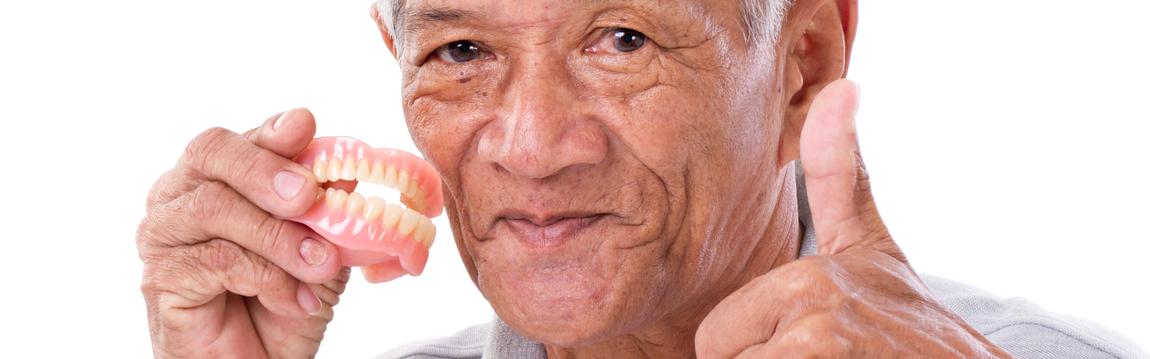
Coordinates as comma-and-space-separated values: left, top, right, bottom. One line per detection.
244, 108, 319, 159
800, 79, 905, 262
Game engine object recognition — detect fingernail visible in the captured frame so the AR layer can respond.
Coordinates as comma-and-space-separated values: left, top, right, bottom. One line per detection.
299, 237, 327, 266
273, 109, 292, 130
297, 284, 322, 316
274, 171, 306, 200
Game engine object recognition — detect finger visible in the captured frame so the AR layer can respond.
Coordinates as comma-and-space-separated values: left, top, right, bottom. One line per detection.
181, 126, 319, 219
245, 267, 350, 358
799, 79, 903, 261
740, 313, 852, 359
147, 109, 315, 213
315, 266, 352, 306
243, 108, 318, 160
695, 275, 793, 359
144, 239, 320, 319
247, 299, 331, 357
696, 257, 842, 359
150, 180, 341, 283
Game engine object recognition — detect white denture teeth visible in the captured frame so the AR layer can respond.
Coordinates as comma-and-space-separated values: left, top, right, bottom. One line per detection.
340, 158, 356, 181
329, 188, 349, 208
327, 160, 342, 182
313, 159, 328, 182
346, 192, 366, 214
415, 217, 436, 246
411, 219, 430, 245
308, 151, 439, 249
397, 208, 420, 236
383, 166, 398, 187
364, 197, 387, 221
370, 162, 385, 183
355, 159, 372, 181
426, 221, 438, 246
396, 170, 410, 195
382, 203, 403, 229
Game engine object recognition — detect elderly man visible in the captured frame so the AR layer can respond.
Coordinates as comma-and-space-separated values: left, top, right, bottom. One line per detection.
136, 0, 1146, 357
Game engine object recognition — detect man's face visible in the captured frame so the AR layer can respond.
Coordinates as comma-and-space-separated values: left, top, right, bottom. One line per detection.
396, 0, 796, 346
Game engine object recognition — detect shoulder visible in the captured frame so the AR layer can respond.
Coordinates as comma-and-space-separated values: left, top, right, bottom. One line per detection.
374, 322, 489, 359
922, 275, 1149, 359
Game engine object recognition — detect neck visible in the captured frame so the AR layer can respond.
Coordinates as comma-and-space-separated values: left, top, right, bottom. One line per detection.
543, 165, 803, 359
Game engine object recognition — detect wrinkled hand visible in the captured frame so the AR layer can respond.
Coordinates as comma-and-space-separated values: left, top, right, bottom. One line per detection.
137, 109, 349, 358
696, 80, 1011, 358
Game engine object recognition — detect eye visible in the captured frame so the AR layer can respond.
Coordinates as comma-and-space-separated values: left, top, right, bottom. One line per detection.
434, 40, 485, 63
586, 28, 650, 55
612, 28, 647, 52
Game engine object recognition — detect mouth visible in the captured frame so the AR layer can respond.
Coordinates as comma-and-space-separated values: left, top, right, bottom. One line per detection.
497, 211, 610, 248
289, 137, 444, 278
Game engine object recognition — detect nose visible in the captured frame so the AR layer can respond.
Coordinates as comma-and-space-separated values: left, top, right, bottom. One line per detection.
477, 56, 608, 179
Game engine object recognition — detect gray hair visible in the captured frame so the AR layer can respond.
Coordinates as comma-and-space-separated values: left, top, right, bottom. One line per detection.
376, 0, 791, 55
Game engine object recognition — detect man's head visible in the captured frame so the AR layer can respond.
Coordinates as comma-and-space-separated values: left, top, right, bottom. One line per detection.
371, 0, 856, 348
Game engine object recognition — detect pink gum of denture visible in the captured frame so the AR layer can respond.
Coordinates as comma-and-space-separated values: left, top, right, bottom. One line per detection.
289, 137, 444, 282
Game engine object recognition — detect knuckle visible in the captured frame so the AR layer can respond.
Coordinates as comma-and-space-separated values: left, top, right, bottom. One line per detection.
199, 239, 241, 274
139, 251, 197, 298
135, 216, 161, 255
183, 127, 236, 173
136, 206, 190, 251
769, 258, 836, 298
253, 216, 289, 257
144, 168, 182, 213
254, 256, 280, 290
185, 181, 233, 226
790, 315, 852, 354
139, 262, 164, 297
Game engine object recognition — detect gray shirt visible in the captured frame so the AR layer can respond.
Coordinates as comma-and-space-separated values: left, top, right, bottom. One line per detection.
378, 167, 1148, 359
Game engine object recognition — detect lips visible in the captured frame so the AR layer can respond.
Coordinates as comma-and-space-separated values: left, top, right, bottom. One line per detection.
498, 212, 609, 248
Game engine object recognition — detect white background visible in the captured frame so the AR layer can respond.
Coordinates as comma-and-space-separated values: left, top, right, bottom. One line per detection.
0, 0, 1146, 357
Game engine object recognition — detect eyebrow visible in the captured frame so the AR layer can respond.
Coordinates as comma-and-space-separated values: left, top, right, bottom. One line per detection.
396, 1, 662, 42
401, 6, 479, 36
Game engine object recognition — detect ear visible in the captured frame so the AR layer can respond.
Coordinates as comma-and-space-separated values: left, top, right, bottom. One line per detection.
370, 3, 399, 59
776, 0, 857, 165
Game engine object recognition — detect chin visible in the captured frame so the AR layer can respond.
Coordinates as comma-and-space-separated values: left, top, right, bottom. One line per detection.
473, 233, 664, 348
492, 280, 629, 348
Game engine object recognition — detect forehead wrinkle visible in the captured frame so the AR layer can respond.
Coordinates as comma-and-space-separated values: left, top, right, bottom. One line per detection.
399, 0, 653, 34
401, 4, 477, 37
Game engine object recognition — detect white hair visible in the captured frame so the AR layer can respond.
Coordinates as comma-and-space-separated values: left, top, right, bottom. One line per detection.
375, 0, 792, 54
741, 0, 793, 47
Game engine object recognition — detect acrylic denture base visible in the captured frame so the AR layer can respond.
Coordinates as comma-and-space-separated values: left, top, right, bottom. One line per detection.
290, 137, 444, 282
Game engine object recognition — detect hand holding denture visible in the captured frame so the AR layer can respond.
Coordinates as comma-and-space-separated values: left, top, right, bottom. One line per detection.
137, 109, 348, 358
290, 137, 444, 283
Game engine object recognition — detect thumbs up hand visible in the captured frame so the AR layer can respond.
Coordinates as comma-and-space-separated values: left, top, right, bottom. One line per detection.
695, 80, 1010, 358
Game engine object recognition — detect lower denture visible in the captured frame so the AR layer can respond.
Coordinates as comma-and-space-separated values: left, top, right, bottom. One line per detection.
289, 137, 444, 281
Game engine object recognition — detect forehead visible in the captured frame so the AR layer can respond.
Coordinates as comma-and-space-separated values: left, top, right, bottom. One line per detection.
393, 0, 743, 35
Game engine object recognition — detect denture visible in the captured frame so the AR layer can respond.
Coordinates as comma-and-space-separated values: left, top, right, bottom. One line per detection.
290, 137, 444, 283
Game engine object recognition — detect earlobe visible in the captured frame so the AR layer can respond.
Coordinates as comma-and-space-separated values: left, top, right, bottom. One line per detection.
370, 4, 399, 59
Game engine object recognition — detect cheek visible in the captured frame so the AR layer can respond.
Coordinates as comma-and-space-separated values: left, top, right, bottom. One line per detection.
607, 61, 779, 281
404, 73, 500, 188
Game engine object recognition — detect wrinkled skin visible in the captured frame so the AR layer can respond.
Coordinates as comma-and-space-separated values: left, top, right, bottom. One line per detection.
138, 110, 349, 358
136, 0, 1012, 357
377, 0, 1011, 358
